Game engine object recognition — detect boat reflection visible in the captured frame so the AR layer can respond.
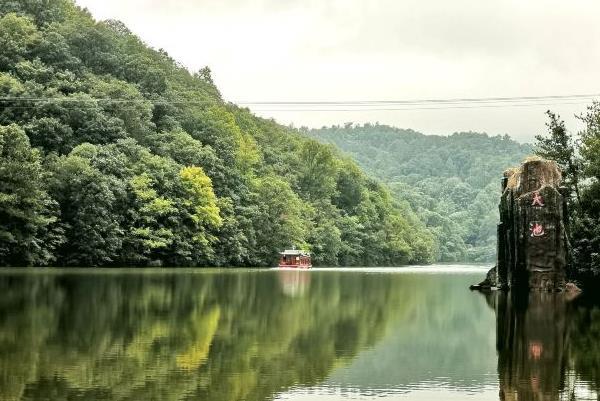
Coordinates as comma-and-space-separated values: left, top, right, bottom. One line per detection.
277, 269, 311, 297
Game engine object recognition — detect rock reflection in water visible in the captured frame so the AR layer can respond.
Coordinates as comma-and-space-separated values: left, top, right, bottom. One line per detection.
490, 290, 600, 401
492, 291, 570, 401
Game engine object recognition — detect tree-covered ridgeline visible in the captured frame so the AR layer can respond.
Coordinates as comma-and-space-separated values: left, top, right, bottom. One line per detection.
307, 125, 532, 262
0, 1, 436, 267
533, 106, 600, 282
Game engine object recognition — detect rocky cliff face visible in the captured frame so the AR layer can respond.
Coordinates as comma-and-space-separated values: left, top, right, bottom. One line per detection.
496, 157, 570, 291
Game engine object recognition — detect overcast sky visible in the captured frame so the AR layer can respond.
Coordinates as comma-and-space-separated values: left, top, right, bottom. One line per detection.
75, 0, 600, 142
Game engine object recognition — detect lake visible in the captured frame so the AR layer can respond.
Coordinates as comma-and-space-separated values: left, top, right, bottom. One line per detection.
0, 266, 598, 401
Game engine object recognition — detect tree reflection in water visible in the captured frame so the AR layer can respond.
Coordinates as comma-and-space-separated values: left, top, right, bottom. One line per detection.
490, 290, 600, 401
3, 270, 600, 401
0, 270, 406, 401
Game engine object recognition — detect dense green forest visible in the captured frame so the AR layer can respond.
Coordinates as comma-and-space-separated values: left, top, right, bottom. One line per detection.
533, 107, 600, 281
0, 0, 436, 267
307, 125, 532, 262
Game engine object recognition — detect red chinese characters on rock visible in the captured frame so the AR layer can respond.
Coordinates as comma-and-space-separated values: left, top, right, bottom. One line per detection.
532, 191, 545, 207
530, 222, 545, 237
530, 192, 546, 237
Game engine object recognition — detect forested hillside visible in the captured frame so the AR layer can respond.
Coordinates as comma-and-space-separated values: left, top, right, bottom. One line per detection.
0, 1, 435, 267
308, 125, 532, 262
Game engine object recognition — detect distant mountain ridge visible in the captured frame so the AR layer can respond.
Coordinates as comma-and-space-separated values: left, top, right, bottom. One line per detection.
307, 124, 533, 262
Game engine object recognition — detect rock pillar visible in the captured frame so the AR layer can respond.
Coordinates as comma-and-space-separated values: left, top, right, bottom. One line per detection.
496, 158, 569, 291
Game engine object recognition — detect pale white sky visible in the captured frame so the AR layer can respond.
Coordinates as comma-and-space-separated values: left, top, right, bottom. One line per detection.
75, 0, 600, 141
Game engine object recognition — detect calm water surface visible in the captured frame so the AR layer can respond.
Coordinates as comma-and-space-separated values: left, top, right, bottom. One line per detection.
0, 266, 599, 401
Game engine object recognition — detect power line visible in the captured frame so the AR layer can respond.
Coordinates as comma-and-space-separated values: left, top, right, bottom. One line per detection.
251, 100, 595, 112
0, 93, 598, 112
1, 93, 599, 105
235, 93, 600, 106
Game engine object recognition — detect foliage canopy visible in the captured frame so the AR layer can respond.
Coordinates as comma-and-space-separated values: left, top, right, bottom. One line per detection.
308, 124, 532, 262
0, 3, 435, 266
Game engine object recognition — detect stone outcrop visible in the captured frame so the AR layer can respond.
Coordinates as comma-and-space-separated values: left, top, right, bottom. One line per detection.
497, 157, 570, 290
487, 157, 571, 291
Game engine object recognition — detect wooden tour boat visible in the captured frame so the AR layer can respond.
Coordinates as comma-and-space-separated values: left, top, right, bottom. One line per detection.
278, 249, 312, 269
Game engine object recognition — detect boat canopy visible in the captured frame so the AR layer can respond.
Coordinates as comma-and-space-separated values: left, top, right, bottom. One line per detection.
280, 249, 310, 257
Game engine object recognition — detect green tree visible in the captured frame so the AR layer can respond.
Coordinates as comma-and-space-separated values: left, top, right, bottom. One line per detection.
0, 13, 39, 70
176, 165, 222, 263
333, 159, 364, 214
0, 0, 73, 26
0, 124, 61, 266
579, 102, 600, 181
49, 145, 124, 266
308, 202, 343, 266
297, 141, 338, 201
249, 176, 309, 264
572, 102, 600, 276
531, 103, 600, 280
534, 110, 581, 204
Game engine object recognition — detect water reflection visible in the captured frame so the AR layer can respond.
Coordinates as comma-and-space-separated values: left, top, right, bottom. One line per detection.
0, 270, 409, 401
491, 290, 600, 401
492, 291, 570, 401
277, 270, 311, 297
1, 270, 600, 401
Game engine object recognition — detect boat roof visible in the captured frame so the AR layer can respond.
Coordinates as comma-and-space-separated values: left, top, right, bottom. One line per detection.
280, 249, 310, 256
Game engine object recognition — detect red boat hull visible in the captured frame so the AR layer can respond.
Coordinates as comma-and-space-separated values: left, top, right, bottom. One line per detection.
278, 263, 312, 269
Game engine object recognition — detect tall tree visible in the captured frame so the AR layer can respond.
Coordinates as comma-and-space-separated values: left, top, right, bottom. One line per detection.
249, 176, 309, 264
297, 141, 338, 201
534, 110, 581, 204
0, 13, 39, 70
579, 102, 600, 181
48, 146, 124, 266
572, 102, 600, 275
0, 125, 62, 265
